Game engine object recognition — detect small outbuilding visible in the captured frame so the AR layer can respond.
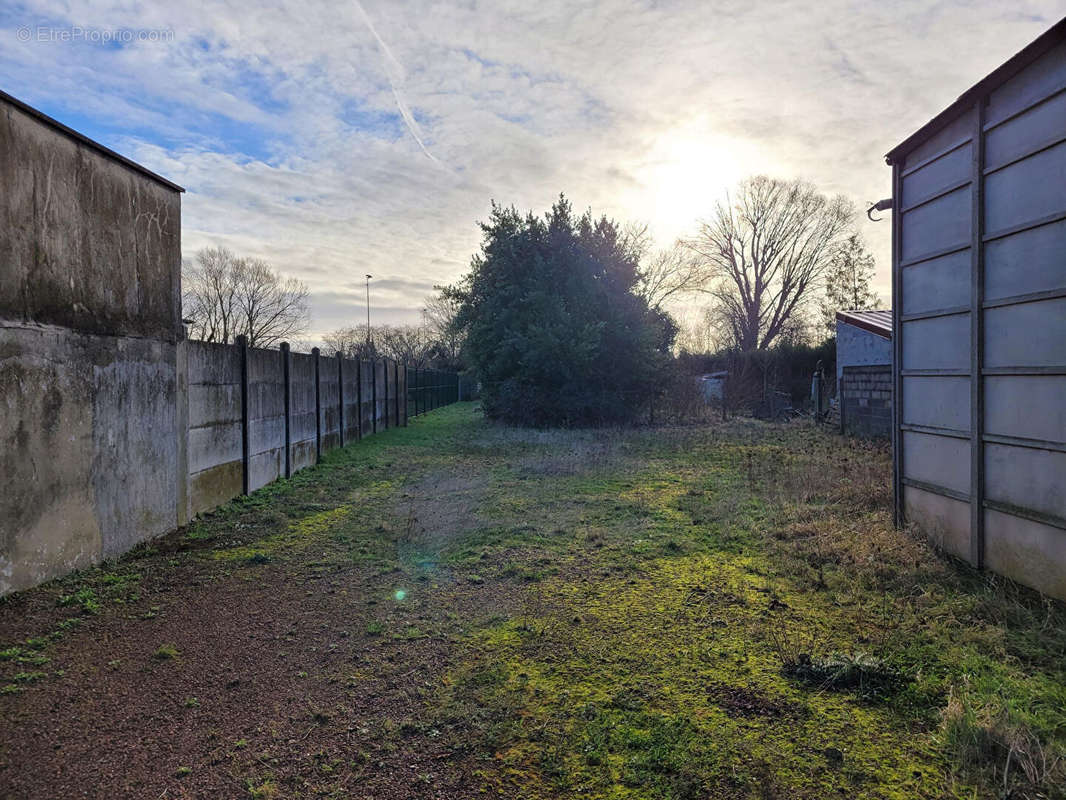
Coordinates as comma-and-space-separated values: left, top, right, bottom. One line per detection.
835, 309, 892, 438
885, 18, 1066, 600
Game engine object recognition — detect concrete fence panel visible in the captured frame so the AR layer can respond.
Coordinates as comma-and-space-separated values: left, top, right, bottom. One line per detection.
186, 341, 243, 517
289, 350, 317, 475
320, 351, 341, 453
246, 347, 285, 492
341, 357, 362, 442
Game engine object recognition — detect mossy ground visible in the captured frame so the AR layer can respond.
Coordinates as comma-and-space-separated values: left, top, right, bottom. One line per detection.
1, 403, 1063, 799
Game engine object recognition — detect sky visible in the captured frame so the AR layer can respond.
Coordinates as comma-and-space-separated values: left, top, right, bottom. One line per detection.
2, 1, 1062, 339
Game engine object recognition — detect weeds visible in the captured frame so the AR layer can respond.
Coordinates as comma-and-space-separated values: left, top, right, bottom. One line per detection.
153, 643, 180, 660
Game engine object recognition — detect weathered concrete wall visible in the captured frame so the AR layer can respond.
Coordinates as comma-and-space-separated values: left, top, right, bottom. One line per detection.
0, 95, 183, 595
0, 325, 179, 594
840, 365, 892, 439
1, 94, 449, 596
835, 320, 891, 387
186, 341, 242, 517
342, 357, 362, 442
360, 359, 374, 434
290, 352, 317, 474
0, 99, 181, 342
320, 354, 341, 453
246, 347, 284, 492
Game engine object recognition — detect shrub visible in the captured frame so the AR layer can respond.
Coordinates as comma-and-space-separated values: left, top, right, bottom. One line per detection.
448, 196, 674, 427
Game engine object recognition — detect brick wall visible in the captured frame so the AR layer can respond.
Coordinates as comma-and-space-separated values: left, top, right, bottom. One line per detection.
840, 364, 892, 439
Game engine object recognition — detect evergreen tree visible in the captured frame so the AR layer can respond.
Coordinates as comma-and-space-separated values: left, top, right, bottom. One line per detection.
820, 233, 879, 337
447, 196, 675, 426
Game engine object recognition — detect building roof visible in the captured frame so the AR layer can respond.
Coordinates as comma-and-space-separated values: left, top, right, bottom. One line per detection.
885, 17, 1066, 164
836, 309, 892, 339
0, 89, 185, 193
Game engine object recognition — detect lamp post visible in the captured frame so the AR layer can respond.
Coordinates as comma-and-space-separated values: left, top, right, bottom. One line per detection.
365, 274, 372, 353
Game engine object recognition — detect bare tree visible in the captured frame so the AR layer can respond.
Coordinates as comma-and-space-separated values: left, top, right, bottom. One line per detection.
323, 325, 376, 360
324, 323, 436, 367
182, 248, 310, 348
637, 240, 713, 311
421, 289, 464, 367
182, 247, 241, 344
233, 258, 310, 348
686, 176, 853, 351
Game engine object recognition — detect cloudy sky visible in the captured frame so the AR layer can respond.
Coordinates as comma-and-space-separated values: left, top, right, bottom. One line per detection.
2, 1, 1062, 338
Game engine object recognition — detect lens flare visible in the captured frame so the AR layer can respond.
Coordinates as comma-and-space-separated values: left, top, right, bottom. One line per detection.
394, 589, 407, 601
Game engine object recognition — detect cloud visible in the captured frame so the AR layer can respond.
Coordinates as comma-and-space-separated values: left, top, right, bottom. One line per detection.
1, 0, 1062, 334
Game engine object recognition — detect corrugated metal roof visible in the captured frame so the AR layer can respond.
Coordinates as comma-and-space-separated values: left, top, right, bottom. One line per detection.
836, 309, 892, 339
885, 16, 1066, 164
0, 89, 185, 193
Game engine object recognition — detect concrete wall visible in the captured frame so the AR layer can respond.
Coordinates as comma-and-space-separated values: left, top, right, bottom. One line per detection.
186, 341, 242, 517
835, 320, 891, 386
246, 347, 285, 492
890, 31, 1066, 600
320, 354, 341, 452
840, 365, 892, 439
0, 90, 458, 596
0, 94, 183, 595
289, 351, 317, 475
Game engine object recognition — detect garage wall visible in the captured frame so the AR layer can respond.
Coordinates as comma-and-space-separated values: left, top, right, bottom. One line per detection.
892, 33, 1066, 599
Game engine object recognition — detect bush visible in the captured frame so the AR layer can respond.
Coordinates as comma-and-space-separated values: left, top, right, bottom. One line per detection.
449, 197, 673, 427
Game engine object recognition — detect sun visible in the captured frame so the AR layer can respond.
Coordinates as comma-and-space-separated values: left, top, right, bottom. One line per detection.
636, 126, 766, 244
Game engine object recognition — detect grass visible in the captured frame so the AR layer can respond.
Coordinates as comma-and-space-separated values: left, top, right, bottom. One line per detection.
1, 403, 1063, 799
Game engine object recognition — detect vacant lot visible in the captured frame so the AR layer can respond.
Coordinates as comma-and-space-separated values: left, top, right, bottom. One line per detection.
1, 403, 1063, 799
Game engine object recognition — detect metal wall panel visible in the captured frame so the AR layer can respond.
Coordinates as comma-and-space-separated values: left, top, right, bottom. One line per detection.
902, 111, 971, 168
901, 144, 971, 208
901, 315, 971, 370
894, 29, 1066, 599
985, 218, 1066, 300
903, 486, 971, 558
985, 41, 1066, 127
902, 376, 970, 430
984, 376, 1066, 443
901, 250, 971, 314
984, 140, 1066, 234
984, 509, 1066, 600
901, 187, 971, 262
985, 89, 1066, 171
902, 431, 971, 495
985, 443, 1066, 520
983, 298, 1066, 368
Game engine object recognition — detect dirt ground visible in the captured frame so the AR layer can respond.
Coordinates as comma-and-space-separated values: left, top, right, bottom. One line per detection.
1, 403, 1063, 799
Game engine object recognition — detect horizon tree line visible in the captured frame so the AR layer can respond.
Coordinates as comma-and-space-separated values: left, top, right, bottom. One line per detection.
182, 174, 883, 366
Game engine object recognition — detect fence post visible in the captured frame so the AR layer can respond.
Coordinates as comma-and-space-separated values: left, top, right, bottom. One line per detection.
238, 334, 250, 495
383, 358, 389, 430
313, 347, 322, 462
281, 342, 292, 479
337, 354, 345, 448
394, 361, 400, 426
371, 358, 378, 434
403, 364, 408, 426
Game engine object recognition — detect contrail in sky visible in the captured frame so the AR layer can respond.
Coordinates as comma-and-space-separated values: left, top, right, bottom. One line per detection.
353, 0, 441, 165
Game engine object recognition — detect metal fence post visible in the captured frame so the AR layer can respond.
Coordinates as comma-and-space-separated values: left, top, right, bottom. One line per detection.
313, 347, 321, 462
238, 334, 250, 495
282, 342, 292, 479
402, 364, 408, 426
